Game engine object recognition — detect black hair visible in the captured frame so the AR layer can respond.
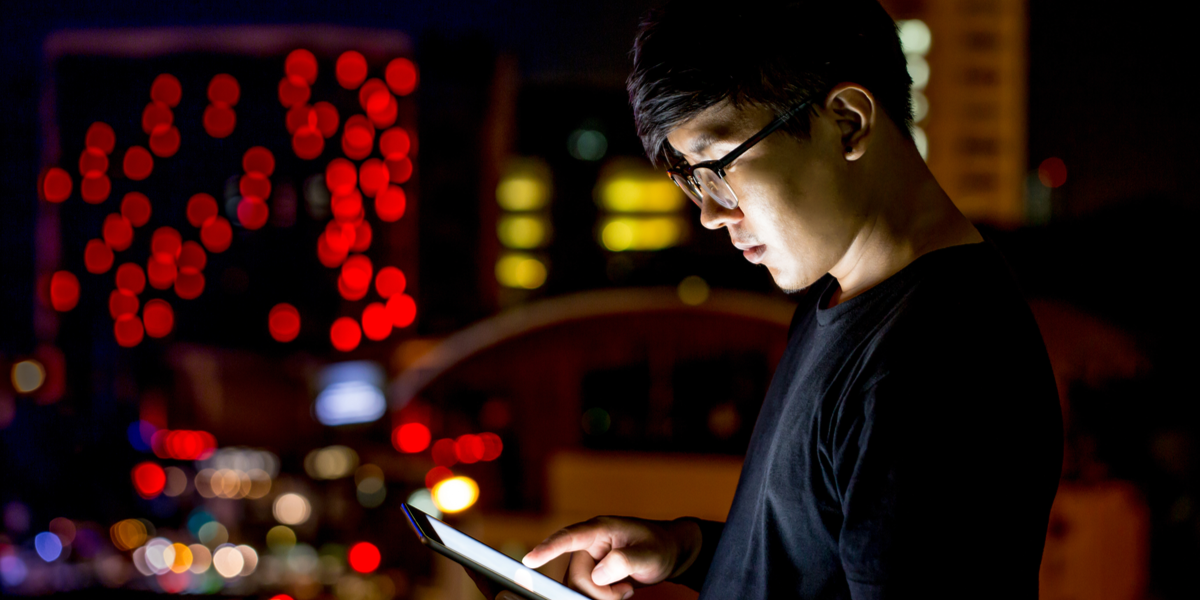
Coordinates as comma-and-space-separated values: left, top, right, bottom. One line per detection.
627, 0, 914, 166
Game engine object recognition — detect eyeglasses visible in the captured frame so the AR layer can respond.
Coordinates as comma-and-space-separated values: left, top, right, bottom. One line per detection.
666, 100, 813, 210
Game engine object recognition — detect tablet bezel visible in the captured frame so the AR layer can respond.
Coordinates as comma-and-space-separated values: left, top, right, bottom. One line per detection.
402, 503, 586, 600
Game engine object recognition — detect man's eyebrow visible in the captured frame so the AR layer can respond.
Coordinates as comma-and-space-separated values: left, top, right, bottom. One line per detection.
687, 133, 718, 156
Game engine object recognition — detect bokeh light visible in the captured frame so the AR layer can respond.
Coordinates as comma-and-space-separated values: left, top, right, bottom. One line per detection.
110, 519, 149, 551
102, 214, 134, 251
286, 49, 319, 85
361, 302, 392, 341
375, 184, 407, 222
175, 266, 205, 300
35, 531, 63, 562
151, 73, 182, 107
243, 146, 276, 176
132, 462, 166, 498
431, 476, 479, 513
122, 146, 153, 181
379, 128, 411, 159
278, 75, 311, 108
239, 172, 272, 200
85, 239, 114, 274
677, 275, 710, 306
49, 271, 80, 311
212, 545, 244, 578
385, 293, 417, 328
1039, 157, 1068, 188
359, 159, 389, 198
143, 299, 175, 338
347, 542, 380, 574
480, 432, 503, 461
269, 303, 302, 343
108, 289, 139, 319
187, 193, 218, 227
149, 124, 181, 157
273, 493, 312, 525
188, 544, 212, 574
163, 466, 188, 497
237, 197, 270, 230
115, 263, 146, 294
208, 74, 240, 105
79, 148, 108, 175
455, 434, 484, 464
200, 216, 233, 253
237, 545, 258, 576
169, 542, 193, 573
49, 517, 76, 546
385, 58, 418, 95
495, 253, 547, 289
330, 317, 362, 352
12, 360, 45, 394
304, 445, 359, 480
431, 438, 457, 467
424, 466, 453, 489
392, 423, 431, 453
85, 121, 116, 154
406, 488, 442, 519
336, 51, 368, 90
120, 192, 152, 227
292, 125, 324, 159
114, 314, 145, 347
374, 267, 406, 299
41, 167, 72, 202
203, 103, 237, 138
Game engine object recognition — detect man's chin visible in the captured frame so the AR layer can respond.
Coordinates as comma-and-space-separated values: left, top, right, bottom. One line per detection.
769, 267, 820, 295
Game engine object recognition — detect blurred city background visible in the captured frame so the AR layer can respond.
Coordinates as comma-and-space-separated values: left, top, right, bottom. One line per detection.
1, 1, 1196, 599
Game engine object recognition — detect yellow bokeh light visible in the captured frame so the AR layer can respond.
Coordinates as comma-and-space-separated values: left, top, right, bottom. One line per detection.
304, 445, 359, 480
170, 542, 193, 573
273, 492, 312, 525
110, 519, 148, 551
266, 525, 297, 551
495, 253, 547, 289
599, 217, 686, 252
677, 276, 710, 306
431, 476, 479, 514
497, 215, 548, 249
597, 178, 685, 213
496, 176, 549, 211
12, 359, 46, 394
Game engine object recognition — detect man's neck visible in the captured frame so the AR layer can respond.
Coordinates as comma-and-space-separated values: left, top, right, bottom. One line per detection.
826, 143, 982, 307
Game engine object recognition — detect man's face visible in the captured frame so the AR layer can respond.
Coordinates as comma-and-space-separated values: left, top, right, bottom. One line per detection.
666, 100, 863, 292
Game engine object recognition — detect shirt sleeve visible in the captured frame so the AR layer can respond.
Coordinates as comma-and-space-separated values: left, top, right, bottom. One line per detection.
668, 518, 725, 592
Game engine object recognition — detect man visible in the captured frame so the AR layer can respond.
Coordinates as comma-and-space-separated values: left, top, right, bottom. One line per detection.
483, 1, 1063, 598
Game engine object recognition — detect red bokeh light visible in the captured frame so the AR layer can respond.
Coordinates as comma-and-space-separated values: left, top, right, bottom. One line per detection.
237, 197, 269, 230
208, 74, 240, 105
203, 103, 237, 138
385, 58, 418, 96
269, 303, 301, 342
102, 214, 134, 251
362, 302, 392, 341
49, 271, 80, 312
152, 430, 217, 460
392, 422, 431, 453
325, 158, 358, 194
239, 173, 272, 200
336, 51, 368, 90
293, 126, 324, 160
151, 227, 183, 259
317, 234, 349, 268
358, 159, 389, 198
85, 122, 116, 155
243, 147, 275, 177
375, 267, 406, 299
455, 434, 485, 464
375, 185, 407, 222
178, 241, 207, 271
278, 75, 312, 108
341, 255, 373, 291
151, 73, 182, 107
84, 239, 114, 274
1038, 157, 1068, 189
141, 101, 173, 135
147, 252, 178, 290
379, 128, 411, 160
120, 192, 152, 227
351, 221, 373, 253
80, 173, 112, 204
115, 314, 145, 347
115, 263, 146, 295
286, 103, 311, 135
386, 293, 417, 328
386, 156, 413, 184
480, 432, 503, 461
184, 199, 218, 236
149, 125, 181, 158
41, 167, 72, 202
348, 542, 381, 574
314, 102, 339, 138
425, 466, 454, 488
175, 268, 205, 300
132, 462, 166, 498
285, 49, 319, 85
331, 192, 364, 223
342, 115, 375, 161
200, 216, 233, 253
143, 299, 175, 338
325, 222, 357, 253
358, 79, 389, 112
431, 438, 458, 467
109, 289, 139, 319
123, 146, 154, 181
366, 90, 397, 129
330, 317, 362, 352
337, 276, 369, 301
79, 148, 108, 175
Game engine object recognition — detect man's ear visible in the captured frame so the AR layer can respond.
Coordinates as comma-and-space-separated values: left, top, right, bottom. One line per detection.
823, 84, 876, 161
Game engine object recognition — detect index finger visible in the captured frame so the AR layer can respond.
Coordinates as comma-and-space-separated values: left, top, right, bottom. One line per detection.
522, 523, 606, 568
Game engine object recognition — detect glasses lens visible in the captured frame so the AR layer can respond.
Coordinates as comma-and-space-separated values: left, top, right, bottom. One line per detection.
669, 173, 705, 207
695, 167, 738, 209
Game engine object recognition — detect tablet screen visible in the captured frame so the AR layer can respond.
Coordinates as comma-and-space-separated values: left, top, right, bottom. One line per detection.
422, 513, 590, 600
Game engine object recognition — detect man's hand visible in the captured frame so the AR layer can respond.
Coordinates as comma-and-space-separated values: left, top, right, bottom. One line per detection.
520, 516, 702, 600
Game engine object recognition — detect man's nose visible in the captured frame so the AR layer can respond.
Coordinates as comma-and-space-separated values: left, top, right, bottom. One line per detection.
698, 197, 743, 230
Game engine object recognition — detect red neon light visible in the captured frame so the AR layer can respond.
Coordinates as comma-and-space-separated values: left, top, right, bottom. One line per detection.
120, 192, 152, 227
49, 271, 80, 312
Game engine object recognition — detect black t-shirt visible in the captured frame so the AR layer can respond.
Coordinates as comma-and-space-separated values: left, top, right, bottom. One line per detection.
676, 242, 1063, 599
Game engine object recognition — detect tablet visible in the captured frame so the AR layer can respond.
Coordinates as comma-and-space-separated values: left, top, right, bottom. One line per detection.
402, 504, 591, 600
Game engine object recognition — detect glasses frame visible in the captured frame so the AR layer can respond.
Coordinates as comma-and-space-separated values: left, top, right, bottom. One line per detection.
666, 99, 814, 210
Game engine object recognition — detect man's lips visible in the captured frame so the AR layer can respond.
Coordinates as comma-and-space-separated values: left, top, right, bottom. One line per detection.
734, 242, 766, 264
